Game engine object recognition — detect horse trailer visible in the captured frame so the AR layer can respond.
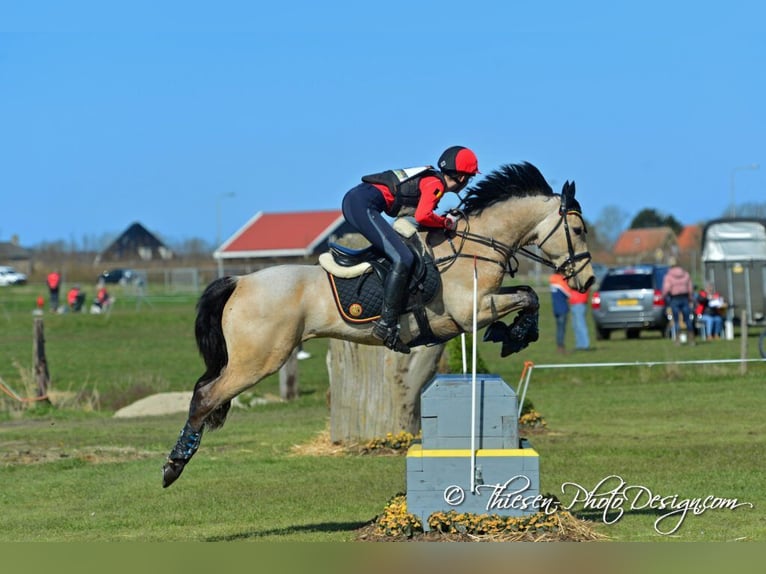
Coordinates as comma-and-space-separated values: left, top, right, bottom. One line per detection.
701, 218, 766, 328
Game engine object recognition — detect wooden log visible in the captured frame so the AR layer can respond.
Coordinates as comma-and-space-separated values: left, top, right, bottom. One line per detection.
33, 317, 52, 403
279, 348, 299, 400
327, 340, 444, 443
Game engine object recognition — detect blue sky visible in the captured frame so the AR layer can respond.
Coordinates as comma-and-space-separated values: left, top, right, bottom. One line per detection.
1, 1, 764, 249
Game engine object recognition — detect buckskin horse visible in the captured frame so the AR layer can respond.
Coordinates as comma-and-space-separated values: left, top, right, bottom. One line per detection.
162, 161, 595, 487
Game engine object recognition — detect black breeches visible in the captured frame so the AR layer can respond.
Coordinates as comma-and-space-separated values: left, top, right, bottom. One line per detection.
342, 183, 414, 271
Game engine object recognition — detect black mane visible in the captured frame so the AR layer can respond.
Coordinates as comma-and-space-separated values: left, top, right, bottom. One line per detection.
461, 162, 554, 215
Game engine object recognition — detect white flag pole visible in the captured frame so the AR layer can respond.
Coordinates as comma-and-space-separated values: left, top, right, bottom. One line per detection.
470, 256, 478, 494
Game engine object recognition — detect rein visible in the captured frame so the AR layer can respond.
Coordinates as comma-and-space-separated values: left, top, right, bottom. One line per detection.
433, 205, 592, 281
434, 214, 517, 275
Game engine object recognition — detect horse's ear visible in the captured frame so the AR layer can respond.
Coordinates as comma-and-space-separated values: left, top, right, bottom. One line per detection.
560, 181, 572, 214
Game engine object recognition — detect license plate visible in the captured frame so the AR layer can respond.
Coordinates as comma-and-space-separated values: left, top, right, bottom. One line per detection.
617, 299, 639, 306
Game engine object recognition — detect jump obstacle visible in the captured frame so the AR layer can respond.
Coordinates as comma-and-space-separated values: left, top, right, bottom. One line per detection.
405, 258, 541, 530
405, 373, 540, 530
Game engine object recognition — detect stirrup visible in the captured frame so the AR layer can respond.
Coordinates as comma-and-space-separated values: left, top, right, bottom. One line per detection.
372, 320, 411, 354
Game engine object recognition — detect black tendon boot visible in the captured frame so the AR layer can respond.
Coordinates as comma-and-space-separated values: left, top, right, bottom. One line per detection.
372, 263, 411, 354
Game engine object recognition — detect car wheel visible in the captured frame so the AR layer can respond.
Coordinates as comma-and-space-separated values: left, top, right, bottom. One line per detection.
596, 328, 611, 340
626, 328, 641, 339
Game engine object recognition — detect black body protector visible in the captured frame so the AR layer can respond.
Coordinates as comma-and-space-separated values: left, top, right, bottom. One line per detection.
358, 166, 447, 353
361, 166, 446, 217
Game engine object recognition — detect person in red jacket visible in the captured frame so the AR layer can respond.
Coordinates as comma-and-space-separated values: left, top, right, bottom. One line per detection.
93, 285, 112, 313
46, 270, 61, 312
694, 283, 724, 339
569, 286, 592, 350
549, 273, 571, 353
67, 285, 85, 312
341, 146, 480, 353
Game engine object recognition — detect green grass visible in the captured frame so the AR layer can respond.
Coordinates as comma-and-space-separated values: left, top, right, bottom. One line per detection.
1, 282, 765, 541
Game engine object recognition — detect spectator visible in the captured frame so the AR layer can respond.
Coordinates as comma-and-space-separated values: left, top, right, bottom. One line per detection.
661, 258, 695, 345
46, 270, 61, 312
695, 283, 725, 339
569, 287, 592, 350
91, 285, 113, 314
549, 273, 571, 354
67, 285, 86, 313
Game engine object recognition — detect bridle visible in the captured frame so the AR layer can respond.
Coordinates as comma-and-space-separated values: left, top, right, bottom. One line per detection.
517, 204, 592, 280
434, 194, 592, 281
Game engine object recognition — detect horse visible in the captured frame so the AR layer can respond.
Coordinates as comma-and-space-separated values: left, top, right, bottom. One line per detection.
162, 161, 595, 487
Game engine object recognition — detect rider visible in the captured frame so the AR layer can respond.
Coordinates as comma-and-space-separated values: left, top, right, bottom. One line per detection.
341, 145, 480, 353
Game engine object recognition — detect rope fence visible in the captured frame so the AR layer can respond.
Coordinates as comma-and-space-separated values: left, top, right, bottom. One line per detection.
0, 378, 49, 403
516, 357, 766, 418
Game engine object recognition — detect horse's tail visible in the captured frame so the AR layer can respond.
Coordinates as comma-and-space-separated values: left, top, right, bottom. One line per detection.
193, 275, 237, 430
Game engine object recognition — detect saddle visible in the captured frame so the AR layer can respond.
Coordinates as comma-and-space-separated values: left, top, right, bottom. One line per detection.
319, 219, 441, 340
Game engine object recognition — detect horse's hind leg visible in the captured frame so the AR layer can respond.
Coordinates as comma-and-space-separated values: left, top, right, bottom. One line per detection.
162, 345, 298, 488
161, 375, 218, 488
162, 269, 320, 488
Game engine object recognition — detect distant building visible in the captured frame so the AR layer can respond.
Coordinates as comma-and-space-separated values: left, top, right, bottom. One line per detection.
676, 224, 702, 257
214, 209, 355, 274
95, 222, 174, 264
612, 227, 678, 265
0, 238, 32, 274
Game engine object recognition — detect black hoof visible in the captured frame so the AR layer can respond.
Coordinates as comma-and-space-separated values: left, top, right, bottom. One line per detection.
483, 321, 509, 343
162, 459, 186, 488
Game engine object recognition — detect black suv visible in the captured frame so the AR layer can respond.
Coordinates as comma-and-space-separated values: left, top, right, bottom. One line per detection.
98, 268, 138, 285
591, 264, 670, 339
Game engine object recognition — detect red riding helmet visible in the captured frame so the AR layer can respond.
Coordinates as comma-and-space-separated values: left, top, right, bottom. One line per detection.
438, 146, 480, 175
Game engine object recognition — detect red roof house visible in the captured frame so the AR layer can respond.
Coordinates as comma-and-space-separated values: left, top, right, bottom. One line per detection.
676, 224, 702, 256
612, 227, 678, 265
214, 210, 355, 271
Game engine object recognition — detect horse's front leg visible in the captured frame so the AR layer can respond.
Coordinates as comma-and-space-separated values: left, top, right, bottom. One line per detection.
480, 285, 540, 321
479, 286, 540, 357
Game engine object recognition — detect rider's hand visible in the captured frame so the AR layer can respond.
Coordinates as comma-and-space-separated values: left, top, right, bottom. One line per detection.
444, 213, 460, 231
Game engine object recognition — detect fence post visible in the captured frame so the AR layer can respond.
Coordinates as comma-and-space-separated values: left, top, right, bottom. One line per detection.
33, 318, 51, 403
740, 311, 748, 375
279, 348, 299, 400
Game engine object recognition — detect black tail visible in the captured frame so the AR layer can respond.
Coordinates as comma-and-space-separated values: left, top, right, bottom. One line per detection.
193, 275, 237, 430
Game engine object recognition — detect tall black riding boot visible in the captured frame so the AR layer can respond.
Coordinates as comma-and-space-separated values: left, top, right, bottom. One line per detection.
372, 263, 411, 354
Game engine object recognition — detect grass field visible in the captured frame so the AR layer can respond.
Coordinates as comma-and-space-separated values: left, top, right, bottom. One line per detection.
1, 281, 765, 542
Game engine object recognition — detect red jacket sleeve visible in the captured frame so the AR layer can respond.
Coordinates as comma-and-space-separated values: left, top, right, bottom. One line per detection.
413, 176, 448, 228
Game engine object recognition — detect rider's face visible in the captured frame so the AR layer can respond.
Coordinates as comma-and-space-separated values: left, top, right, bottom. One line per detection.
447, 173, 473, 192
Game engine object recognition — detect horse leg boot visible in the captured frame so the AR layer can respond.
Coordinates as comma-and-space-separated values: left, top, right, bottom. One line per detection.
372, 262, 411, 354
162, 379, 221, 488
162, 420, 203, 488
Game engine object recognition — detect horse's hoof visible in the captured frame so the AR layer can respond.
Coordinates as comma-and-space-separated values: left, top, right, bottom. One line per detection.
162, 460, 185, 488
483, 321, 509, 343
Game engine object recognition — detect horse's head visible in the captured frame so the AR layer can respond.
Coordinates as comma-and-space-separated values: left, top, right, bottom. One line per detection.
458, 162, 595, 292
535, 180, 595, 293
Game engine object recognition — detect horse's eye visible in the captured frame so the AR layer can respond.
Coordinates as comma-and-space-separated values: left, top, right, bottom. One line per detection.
572, 226, 584, 237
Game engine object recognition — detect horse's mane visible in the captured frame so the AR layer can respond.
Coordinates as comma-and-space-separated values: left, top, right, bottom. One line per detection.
461, 162, 554, 215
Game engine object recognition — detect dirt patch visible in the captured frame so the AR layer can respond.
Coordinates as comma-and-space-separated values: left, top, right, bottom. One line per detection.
289, 428, 412, 457
0, 445, 158, 465
290, 429, 354, 457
